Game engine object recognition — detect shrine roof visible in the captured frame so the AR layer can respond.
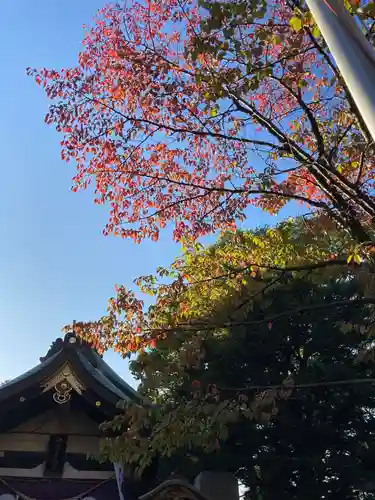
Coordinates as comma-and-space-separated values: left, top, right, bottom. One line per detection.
0, 332, 142, 411
75, 349, 139, 401
0, 351, 60, 392
140, 479, 211, 500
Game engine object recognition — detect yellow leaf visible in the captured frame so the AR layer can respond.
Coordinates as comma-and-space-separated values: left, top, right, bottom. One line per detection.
270, 35, 281, 45
351, 161, 359, 168
289, 16, 302, 32
354, 253, 362, 264
347, 254, 353, 264
312, 25, 321, 38
303, 11, 313, 24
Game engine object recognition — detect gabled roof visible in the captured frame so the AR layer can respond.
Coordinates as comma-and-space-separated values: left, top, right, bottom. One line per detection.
0, 332, 142, 425
140, 479, 210, 500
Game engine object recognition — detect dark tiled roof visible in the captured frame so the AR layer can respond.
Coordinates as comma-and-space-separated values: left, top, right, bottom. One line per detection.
0, 332, 141, 407
0, 351, 60, 393
140, 479, 211, 500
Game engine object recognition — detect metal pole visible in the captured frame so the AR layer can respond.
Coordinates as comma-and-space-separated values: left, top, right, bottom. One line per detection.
305, 0, 375, 142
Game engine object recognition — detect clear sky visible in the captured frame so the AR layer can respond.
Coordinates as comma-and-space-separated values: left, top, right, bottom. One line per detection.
0, 1, 297, 387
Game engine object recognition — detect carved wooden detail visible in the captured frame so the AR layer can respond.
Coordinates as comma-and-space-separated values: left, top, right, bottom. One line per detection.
41, 363, 85, 404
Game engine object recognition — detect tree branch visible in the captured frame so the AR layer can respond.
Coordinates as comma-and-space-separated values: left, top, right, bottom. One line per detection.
175, 297, 375, 332
187, 258, 349, 286
82, 92, 280, 150
270, 75, 325, 157
100, 166, 330, 210
223, 378, 375, 392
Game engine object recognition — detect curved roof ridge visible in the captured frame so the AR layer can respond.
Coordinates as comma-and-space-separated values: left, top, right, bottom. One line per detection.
0, 334, 142, 408
0, 350, 61, 393
90, 350, 140, 400
140, 479, 211, 500
75, 350, 140, 402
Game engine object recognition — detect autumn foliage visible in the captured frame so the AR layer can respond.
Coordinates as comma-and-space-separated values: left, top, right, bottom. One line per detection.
28, 0, 375, 370
96, 228, 375, 480
29, 0, 375, 244
28, 0, 375, 475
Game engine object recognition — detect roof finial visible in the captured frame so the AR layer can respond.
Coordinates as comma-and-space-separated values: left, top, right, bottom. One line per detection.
66, 320, 78, 345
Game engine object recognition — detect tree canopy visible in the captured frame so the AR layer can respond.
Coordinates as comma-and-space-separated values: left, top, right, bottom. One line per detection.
28, 0, 375, 243
100, 258, 375, 500
27, 0, 375, 488
28, 0, 375, 367
75, 223, 375, 479
65, 217, 373, 355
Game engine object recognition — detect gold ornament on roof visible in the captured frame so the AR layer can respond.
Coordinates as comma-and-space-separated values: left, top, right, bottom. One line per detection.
41, 363, 85, 405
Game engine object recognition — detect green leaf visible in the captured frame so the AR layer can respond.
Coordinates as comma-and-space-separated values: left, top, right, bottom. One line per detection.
250, 78, 260, 90
339, 322, 353, 334
210, 107, 217, 117
191, 49, 198, 61
367, 324, 375, 338
363, 2, 375, 17
223, 27, 235, 38
207, 17, 223, 30
289, 16, 302, 32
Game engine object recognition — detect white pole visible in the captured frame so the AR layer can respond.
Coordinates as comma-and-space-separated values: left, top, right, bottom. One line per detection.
305, 0, 375, 141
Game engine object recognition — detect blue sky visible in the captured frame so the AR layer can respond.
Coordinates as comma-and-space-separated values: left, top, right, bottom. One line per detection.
0, 1, 298, 387
0, 0, 181, 386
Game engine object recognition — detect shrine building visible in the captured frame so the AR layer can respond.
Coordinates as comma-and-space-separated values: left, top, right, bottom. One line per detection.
0, 331, 143, 500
